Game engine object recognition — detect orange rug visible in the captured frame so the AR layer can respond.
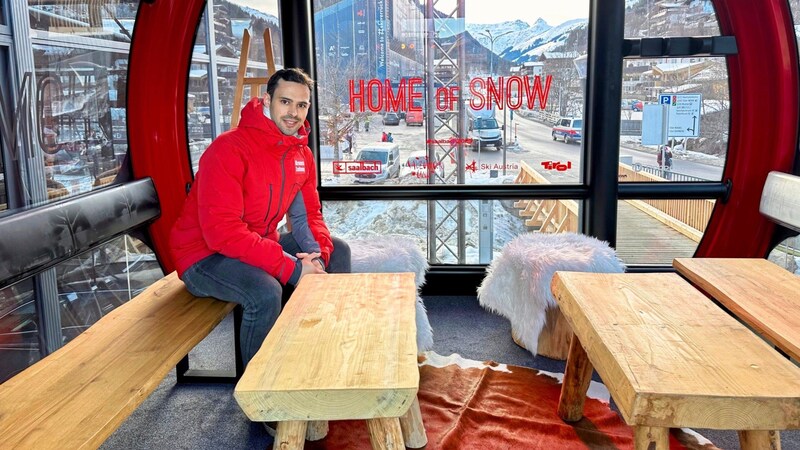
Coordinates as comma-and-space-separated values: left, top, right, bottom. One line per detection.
305, 353, 718, 449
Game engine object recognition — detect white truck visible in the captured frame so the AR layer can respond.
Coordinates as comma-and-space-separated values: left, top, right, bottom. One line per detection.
467, 106, 502, 151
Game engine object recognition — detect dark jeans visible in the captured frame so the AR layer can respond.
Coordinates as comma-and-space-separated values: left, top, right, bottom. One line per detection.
181, 234, 351, 367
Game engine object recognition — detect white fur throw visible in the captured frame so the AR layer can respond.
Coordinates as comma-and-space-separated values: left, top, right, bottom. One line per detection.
477, 232, 625, 356
347, 235, 434, 352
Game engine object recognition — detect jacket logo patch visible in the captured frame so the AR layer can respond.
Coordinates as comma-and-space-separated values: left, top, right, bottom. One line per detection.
295, 159, 306, 174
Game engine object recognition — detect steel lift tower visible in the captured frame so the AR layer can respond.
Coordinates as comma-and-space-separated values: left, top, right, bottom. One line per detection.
425, 0, 467, 263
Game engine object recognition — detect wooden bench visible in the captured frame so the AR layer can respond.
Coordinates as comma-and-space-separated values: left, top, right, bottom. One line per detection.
551, 271, 800, 450
674, 258, 800, 360
0, 178, 243, 448
0, 272, 235, 449
234, 272, 427, 450
674, 171, 800, 361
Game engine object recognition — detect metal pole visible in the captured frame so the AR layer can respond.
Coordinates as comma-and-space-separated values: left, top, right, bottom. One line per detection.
502, 106, 507, 175
581, 0, 625, 244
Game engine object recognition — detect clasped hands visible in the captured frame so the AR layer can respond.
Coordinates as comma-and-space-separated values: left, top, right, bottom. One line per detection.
296, 252, 325, 281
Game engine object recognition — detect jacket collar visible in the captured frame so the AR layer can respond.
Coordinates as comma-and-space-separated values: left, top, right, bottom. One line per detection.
238, 97, 310, 146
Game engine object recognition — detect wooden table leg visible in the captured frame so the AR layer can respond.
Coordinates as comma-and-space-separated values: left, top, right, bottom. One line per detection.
557, 335, 594, 422
738, 430, 781, 450
273, 421, 307, 450
366, 417, 404, 450
399, 396, 427, 448
305, 420, 328, 441
634, 426, 669, 450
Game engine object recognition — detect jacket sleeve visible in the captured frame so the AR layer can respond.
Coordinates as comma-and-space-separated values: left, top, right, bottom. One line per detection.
196, 143, 299, 284
297, 150, 334, 265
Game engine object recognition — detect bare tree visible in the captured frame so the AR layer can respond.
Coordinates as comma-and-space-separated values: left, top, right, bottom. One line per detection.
316, 59, 372, 166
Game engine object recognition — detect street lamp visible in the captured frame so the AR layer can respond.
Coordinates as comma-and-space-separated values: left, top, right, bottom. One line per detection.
479, 29, 513, 78
478, 29, 513, 174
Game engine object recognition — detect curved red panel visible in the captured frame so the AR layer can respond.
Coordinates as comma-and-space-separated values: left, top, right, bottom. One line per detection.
127, 0, 204, 273
698, 0, 799, 257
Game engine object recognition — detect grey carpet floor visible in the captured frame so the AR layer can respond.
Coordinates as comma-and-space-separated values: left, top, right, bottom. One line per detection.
101, 295, 799, 450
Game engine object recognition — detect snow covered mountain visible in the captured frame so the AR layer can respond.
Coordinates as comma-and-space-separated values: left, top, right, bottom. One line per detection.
466, 18, 587, 64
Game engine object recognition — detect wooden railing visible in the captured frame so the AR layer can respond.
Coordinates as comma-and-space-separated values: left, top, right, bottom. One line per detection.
513, 161, 715, 242
513, 161, 579, 233
618, 163, 715, 242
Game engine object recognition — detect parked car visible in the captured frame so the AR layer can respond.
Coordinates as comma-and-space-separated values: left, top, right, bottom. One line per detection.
552, 117, 583, 144
382, 112, 400, 126
353, 143, 401, 183
621, 98, 643, 111
405, 110, 423, 126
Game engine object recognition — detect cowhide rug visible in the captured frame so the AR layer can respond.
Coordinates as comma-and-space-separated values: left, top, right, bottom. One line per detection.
304, 352, 718, 450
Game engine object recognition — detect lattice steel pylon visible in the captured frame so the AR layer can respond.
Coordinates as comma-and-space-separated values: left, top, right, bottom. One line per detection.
425, 0, 467, 264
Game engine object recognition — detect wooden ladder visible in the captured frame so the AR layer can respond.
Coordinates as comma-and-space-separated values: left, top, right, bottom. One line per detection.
231, 28, 276, 128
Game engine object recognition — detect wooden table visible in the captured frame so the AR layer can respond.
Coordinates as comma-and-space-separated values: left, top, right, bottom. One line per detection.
674, 257, 800, 360
551, 271, 800, 450
234, 272, 426, 450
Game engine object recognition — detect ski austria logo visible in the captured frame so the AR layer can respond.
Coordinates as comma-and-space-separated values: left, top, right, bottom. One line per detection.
294, 159, 305, 174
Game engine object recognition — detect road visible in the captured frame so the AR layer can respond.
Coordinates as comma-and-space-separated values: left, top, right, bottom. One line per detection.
319, 113, 724, 185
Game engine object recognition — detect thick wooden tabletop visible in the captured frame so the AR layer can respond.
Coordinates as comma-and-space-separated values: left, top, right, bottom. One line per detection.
234, 272, 419, 422
674, 257, 800, 361
551, 271, 800, 430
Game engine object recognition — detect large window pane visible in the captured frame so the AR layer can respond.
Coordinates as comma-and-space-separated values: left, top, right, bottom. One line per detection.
214, 0, 282, 65
56, 235, 162, 344
0, 279, 38, 383
619, 57, 728, 183
0, 235, 161, 383
188, 64, 213, 173
34, 45, 128, 199
28, 0, 138, 42
314, 1, 589, 187
324, 198, 566, 264
615, 199, 709, 265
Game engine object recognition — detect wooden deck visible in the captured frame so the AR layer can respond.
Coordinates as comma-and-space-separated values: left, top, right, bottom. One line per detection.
616, 201, 698, 265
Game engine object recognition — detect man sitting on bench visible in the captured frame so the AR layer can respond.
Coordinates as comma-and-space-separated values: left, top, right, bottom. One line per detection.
169, 68, 351, 372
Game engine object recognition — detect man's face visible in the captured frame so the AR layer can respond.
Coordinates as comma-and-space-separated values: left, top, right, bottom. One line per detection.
264, 79, 311, 136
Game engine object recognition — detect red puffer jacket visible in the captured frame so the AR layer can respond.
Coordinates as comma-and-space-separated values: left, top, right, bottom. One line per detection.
169, 97, 332, 284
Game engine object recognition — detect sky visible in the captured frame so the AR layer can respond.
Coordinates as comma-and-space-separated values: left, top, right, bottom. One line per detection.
227, 0, 590, 27
437, 0, 590, 25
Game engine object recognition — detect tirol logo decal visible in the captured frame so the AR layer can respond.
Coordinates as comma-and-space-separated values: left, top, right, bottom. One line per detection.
541, 161, 572, 171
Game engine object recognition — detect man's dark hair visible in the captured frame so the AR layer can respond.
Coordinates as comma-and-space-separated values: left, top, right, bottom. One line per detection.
266, 68, 315, 97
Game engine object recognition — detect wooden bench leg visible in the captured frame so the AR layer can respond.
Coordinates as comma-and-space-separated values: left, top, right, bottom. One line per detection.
557, 335, 594, 422
399, 396, 427, 448
305, 420, 328, 441
273, 420, 307, 450
634, 426, 669, 450
366, 417, 404, 449
738, 430, 781, 450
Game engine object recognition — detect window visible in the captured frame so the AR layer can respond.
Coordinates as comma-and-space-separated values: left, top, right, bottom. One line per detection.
0, 279, 38, 383
618, 57, 729, 184
213, 0, 282, 65
187, 1, 282, 170
315, 0, 588, 187
33, 45, 128, 200
27, 0, 138, 42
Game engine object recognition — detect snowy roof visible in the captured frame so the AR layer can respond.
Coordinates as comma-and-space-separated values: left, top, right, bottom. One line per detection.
189, 70, 208, 79
653, 61, 706, 74
542, 51, 580, 60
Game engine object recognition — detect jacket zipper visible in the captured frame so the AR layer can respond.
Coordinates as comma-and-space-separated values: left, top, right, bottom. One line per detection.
263, 184, 273, 222
265, 146, 292, 231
